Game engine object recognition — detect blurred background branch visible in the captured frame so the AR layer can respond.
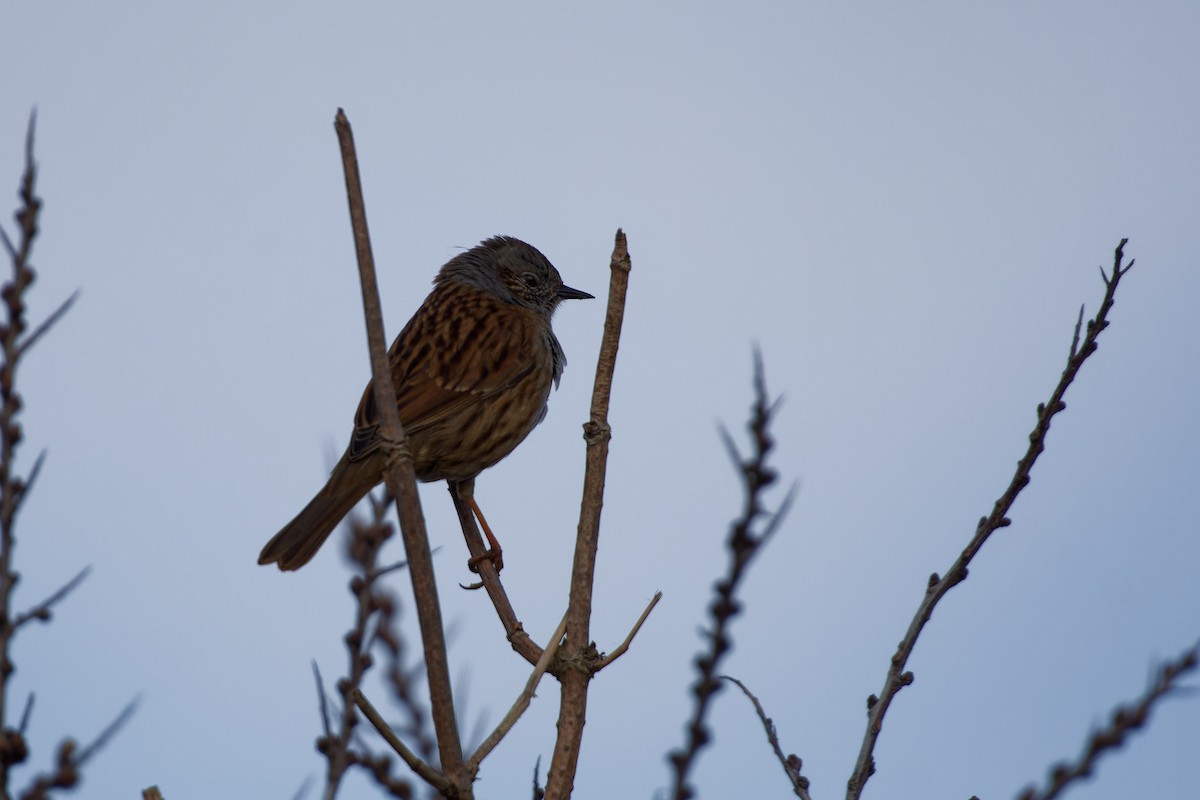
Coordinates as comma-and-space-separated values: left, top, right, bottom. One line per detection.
314, 491, 419, 800
0, 111, 135, 800
1016, 639, 1200, 800
667, 352, 797, 800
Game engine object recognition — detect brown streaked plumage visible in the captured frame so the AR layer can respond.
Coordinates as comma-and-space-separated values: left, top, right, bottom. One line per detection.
258, 236, 592, 571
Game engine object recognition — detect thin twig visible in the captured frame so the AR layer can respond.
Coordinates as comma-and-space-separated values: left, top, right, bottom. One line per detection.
468, 611, 569, 770
1016, 639, 1199, 800
722, 676, 812, 800
17, 693, 32, 735
596, 591, 662, 670
666, 350, 796, 800
290, 776, 313, 800
333, 108, 466, 796
351, 689, 451, 794
19, 698, 139, 800
543, 229, 632, 799
312, 661, 332, 740
14, 449, 45, 516
73, 698, 139, 765
11, 566, 90, 632
531, 756, 545, 800
17, 289, 78, 358
846, 240, 1136, 800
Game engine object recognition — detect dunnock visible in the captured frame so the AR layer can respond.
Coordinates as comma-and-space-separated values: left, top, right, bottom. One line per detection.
259, 235, 592, 571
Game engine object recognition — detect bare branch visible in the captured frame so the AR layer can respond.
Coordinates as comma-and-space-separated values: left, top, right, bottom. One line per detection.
1015, 640, 1199, 800
847, 240, 1136, 799
333, 108, 466, 795
596, 591, 662, 670
468, 610, 569, 770
667, 351, 795, 800
722, 676, 811, 800
544, 229, 633, 799
351, 689, 450, 793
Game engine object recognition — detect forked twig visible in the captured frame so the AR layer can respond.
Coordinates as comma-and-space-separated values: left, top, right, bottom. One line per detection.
846, 240, 1136, 799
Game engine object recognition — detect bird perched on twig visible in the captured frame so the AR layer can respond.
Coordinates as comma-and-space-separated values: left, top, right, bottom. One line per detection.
259, 235, 593, 571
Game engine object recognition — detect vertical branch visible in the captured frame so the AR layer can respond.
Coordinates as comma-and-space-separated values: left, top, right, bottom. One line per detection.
0, 115, 43, 775
332, 109, 467, 797
0, 111, 133, 799
543, 230, 631, 800
666, 353, 796, 800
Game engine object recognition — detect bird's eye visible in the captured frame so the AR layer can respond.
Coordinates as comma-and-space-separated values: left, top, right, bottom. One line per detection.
521, 273, 538, 287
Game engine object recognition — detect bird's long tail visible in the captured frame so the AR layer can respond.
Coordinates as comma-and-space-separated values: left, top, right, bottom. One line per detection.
258, 453, 381, 571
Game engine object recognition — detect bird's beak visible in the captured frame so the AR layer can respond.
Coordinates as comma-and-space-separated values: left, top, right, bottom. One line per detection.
558, 284, 594, 300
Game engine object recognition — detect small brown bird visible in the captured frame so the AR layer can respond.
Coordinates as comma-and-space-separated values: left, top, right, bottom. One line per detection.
259, 236, 592, 571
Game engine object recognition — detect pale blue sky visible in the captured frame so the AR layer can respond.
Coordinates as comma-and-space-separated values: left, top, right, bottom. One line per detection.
2, 2, 1198, 798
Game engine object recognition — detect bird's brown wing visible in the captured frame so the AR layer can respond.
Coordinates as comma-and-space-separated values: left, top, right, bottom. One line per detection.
349, 285, 541, 460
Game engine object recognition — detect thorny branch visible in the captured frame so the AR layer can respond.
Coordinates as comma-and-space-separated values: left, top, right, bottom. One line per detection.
667, 351, 798, 800
846, 240, 1137, 800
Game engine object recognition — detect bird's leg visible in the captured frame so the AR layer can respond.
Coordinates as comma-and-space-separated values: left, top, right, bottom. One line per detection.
467, 496, 505, 574
452, 479, 504, 574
